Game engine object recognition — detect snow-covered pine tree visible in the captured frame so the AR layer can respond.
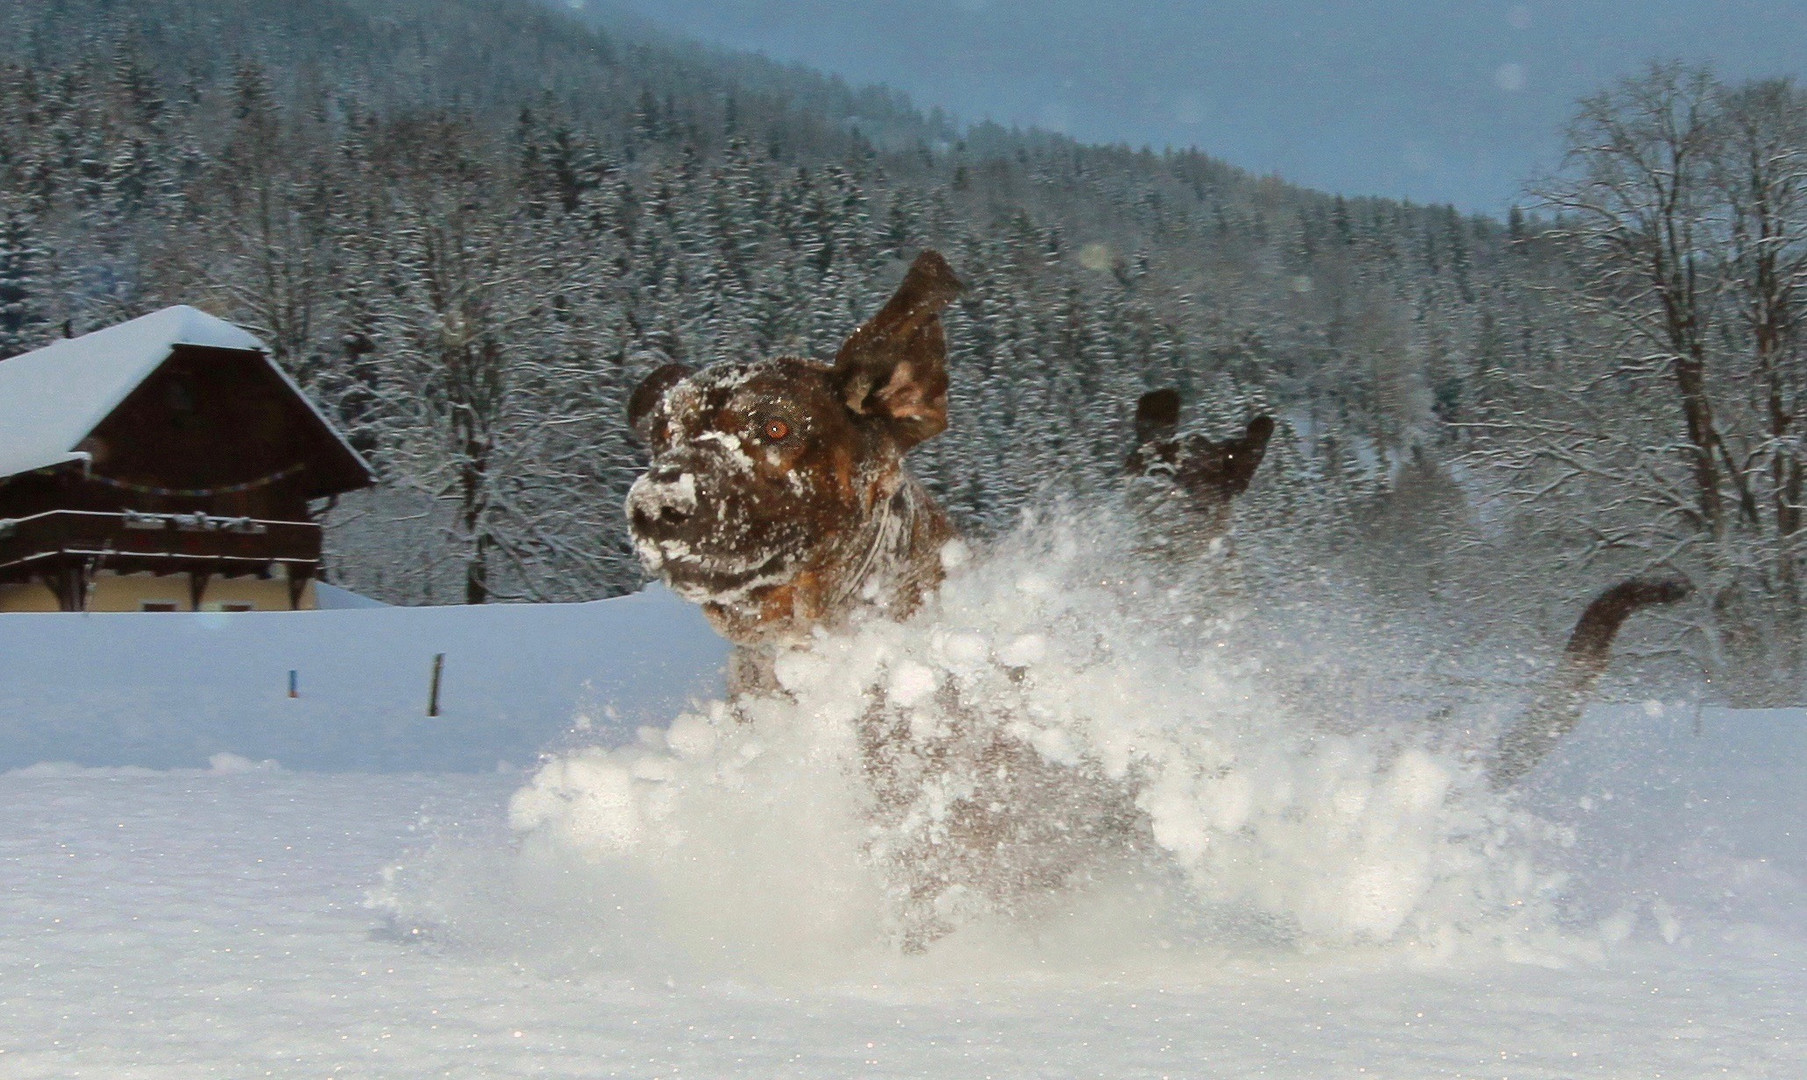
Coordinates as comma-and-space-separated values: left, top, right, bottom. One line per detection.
0, 203, 48, 358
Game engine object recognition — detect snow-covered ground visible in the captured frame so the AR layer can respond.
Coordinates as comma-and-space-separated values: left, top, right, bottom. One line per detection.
0, 584, 727, 772
2, 528, 1803, 1078
2, 747, 1801, 1078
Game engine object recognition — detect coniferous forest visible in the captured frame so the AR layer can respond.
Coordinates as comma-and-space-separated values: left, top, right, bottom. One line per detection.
2, 0, 1804, 701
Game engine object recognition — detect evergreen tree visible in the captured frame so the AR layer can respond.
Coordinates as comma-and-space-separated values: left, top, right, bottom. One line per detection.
0, 204, 47, 357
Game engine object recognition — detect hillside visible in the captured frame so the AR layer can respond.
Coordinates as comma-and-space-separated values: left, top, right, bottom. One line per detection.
0, 0, 1563, 611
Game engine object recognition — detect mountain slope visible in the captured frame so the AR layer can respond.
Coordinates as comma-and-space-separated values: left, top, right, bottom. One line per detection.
0, 0, 1562, 613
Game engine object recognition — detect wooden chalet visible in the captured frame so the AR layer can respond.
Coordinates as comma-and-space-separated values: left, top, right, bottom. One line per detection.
0, 306, 375, 612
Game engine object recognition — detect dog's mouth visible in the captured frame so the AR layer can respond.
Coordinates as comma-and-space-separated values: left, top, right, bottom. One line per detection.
634, 536, 792, 602
626, 472, 800, 602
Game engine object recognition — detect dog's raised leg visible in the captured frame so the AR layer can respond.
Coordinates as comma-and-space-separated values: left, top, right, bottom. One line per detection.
1125, 389, 1274, 553
1487, 576, 1692, 789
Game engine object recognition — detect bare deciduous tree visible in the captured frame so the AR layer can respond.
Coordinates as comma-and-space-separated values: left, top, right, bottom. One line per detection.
374, 118, 633, 603
1476, 63, 1807, 696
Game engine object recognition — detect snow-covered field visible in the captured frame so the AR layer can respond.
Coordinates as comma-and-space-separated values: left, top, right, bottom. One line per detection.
2, 533, 1803, 1078
0, 584, 728, 772
2, 746, 1801, 1078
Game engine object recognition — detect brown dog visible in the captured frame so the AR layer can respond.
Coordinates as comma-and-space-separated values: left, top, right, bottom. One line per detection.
626, 251, 963, 692
621, 256, 1678, 949
1125, 388, 1275, 555
625, 251, 1146, 948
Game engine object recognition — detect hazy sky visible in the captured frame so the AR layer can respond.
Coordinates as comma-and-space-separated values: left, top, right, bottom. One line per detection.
588, 0, 1807, 213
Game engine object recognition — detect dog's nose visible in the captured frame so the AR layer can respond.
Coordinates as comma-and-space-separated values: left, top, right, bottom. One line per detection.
627, 465, 701, 537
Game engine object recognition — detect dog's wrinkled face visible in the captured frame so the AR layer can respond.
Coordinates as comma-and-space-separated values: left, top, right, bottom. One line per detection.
625, 251, 964, 639
1126, 388, 1274, 537
626, 357, 891, 604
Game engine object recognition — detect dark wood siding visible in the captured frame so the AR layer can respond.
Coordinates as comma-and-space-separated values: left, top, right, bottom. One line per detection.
74, 344, 369, 516
0, 342, 372, 609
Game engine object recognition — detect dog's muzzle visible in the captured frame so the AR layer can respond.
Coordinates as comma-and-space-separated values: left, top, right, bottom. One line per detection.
626, 464, 698, 541
625, 465, 787, 598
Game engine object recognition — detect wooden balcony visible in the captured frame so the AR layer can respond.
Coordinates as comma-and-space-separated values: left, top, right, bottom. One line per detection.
0, 509, 321, 579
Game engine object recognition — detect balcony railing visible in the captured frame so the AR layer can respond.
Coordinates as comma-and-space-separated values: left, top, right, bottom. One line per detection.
0, 509, 321, 576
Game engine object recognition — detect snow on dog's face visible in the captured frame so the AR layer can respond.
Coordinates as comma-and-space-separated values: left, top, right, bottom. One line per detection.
626, 252, 963, 646
626, 358, 886, 602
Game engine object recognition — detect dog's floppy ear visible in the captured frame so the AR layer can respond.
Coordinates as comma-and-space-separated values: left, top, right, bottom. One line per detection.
833, 250, 964, 450
627, 362, 694, 443
1134, 389, 1182, 446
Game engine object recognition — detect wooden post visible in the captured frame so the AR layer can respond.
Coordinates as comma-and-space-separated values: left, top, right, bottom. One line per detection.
287, 568, 311, 611
427, 652, 445, 717
46, 565, 88, 612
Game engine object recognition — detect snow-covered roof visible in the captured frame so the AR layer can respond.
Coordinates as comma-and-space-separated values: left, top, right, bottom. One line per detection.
0, 306, 372, 484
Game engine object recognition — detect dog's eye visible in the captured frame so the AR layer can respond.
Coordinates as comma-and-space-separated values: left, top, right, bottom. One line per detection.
762, 418, 791, 442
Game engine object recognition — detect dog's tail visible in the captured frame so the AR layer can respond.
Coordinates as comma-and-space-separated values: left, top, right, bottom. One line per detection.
1486, 576, 1691, 790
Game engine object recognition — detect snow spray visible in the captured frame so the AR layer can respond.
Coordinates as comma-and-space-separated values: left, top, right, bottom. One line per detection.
491, 506, 1570, 974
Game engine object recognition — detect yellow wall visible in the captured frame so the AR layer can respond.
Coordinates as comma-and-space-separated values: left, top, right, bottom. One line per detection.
0, 582, 59, 612
200, 575, 316, 612
89, 572, 191, 611
0, 571, 318, 612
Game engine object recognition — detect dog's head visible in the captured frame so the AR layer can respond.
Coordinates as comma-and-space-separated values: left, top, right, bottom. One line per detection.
1125, 389, 1274, 540
625, 251, 963, 643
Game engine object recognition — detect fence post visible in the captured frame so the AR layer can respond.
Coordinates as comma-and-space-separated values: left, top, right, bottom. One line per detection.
427, 653, 445, 717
